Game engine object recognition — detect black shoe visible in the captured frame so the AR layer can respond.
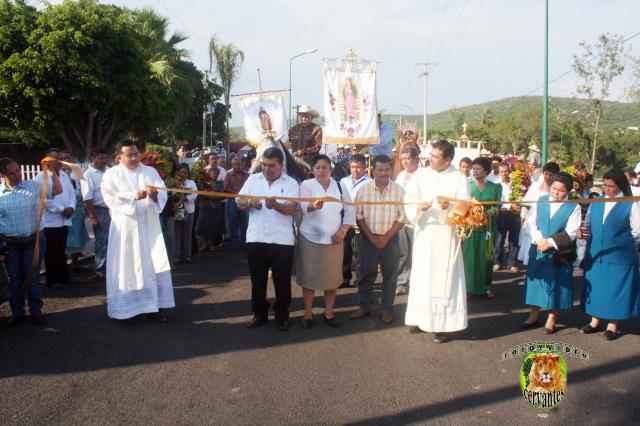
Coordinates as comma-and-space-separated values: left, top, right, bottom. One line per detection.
246, 316, 268, 328
339, 280, 351, 289
407, 326, 425, 334
301, 318, 313, 329
603, 330, 619, 341
518, 320, 541, 330
543, 326, 556, 335
323, 315, 339, 327
580, 324, 600, 334
6, 316, 26, 328
433, 333, 452, 343
148, 311, 167, 323
275, 319, 289, 331
30, 315, 46, 326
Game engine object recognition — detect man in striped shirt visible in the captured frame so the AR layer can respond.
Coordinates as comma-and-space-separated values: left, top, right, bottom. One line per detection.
351, 155, 407, 324
0, 157, 62, 327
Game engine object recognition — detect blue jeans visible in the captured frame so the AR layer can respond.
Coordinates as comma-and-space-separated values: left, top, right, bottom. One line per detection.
8, 233, 45, 318
93, 207, 111, 274
227, 198, 248, 249
357, 233, 400, 313
160, 215, 175, 264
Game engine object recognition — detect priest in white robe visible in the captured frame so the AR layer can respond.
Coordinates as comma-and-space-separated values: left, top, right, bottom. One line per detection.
404, 139, 470, 343
101, 141, 175, 321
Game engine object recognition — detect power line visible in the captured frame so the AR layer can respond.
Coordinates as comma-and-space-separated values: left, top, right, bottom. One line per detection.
423, 0, 452, 57
483, 0, 543, 60
154, 0, 209, 46
431, 0, 471, 60
435, 0, 486, 64
523, 30, 640, 96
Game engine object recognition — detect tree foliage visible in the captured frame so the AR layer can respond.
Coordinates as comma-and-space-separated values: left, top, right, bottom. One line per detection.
0, 0, 225, 160
208, 35, 244, 158
572, 33, 626, 172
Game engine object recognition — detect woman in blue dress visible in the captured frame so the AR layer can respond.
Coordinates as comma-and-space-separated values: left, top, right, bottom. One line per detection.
581, 169, 640, 340
519, 173, 581, 334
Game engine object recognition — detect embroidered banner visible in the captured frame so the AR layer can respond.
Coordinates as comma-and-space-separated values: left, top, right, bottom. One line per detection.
238, 92, 289, 147
322, 58, 378, 144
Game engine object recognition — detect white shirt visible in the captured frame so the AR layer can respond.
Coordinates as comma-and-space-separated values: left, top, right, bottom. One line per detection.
525, 199, 581, 249
585, 191, 640, 244
487, 172, 501, 183
181, 179, 198, 214
299, 178, 356, 244
35, 171, 76, 227
82, 165, 108, 208
238, 172, 300, 246
395, 169, 418, 189
340, 174, 370, 201
498, 180, 512, 210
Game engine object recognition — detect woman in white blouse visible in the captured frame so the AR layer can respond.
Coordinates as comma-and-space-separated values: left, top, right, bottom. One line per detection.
297, 155, 356, 328
519, 172, 581, 334
174, 163, 198, 264
581, 169, 640, 340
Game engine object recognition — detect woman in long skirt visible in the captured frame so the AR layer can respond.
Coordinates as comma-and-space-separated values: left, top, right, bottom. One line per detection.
581, 169, 640, 340
519, 172, 581, 334
462, 157, 501, 298
297, 155, 355, 329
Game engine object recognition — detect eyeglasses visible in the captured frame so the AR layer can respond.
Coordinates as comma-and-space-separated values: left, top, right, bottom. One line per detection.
122, 152, 140, 159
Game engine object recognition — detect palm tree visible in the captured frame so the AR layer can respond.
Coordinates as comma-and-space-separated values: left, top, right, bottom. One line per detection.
208, 35, 244, 162
132, 8, 189, 86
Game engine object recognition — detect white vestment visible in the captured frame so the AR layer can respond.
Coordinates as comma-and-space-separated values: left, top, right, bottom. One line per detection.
101, 164, 175, 319
404, 165, 470, 332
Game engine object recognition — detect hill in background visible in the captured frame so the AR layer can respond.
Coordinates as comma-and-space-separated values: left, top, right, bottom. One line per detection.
231, 96, 640, 139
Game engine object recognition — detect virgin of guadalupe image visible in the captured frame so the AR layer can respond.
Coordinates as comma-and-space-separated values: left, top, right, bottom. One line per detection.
343, 77, 358, 124
258, 107, 276, 138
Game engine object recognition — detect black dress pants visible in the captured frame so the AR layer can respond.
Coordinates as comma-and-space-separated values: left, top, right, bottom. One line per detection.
247, 243, 294, 321
44, 226, 69, 286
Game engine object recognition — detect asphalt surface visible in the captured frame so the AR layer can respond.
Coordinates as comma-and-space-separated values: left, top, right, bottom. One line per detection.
1, 248, 639, 425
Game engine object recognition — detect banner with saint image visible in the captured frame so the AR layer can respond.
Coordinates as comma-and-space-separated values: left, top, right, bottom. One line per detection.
238, 92, 288, 147
322, 58, 379, 144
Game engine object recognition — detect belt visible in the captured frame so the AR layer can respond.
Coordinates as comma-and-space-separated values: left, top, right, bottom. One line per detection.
94, 205, 109, 210
1, 233, 37, 243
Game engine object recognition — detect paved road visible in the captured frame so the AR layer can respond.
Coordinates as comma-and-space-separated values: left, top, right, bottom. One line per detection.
1, 248, 639, 425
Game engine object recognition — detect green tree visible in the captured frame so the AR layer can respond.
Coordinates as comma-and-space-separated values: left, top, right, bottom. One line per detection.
572, 33, 626, 172
0, 0, 164, 159
208, 35, 244, 160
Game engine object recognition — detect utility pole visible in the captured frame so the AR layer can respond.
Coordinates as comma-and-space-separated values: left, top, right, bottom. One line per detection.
416, 62, 436, 145
541, 0, 549, 164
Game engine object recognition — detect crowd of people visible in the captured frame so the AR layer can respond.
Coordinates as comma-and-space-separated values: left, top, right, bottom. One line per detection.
2, 119, 640, 343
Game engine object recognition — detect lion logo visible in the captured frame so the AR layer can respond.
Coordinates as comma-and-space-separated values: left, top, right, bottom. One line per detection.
520, 352, 567, 408
526, 353, 566, 392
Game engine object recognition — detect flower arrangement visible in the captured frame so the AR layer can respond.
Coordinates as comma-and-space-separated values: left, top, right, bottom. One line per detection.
509, 160, 534, 202
190, 156, 213, 192
141, 144, 174, 186
562, 160, 589, 199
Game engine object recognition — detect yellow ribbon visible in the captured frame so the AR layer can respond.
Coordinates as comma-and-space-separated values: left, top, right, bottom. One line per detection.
23, 157, 85, 289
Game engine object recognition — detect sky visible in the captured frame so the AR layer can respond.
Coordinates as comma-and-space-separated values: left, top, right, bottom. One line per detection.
49, 0, 640, 125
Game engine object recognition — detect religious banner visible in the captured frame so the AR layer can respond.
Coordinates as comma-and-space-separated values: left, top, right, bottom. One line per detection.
322, 58, 378, 144
237, 92, 289, 147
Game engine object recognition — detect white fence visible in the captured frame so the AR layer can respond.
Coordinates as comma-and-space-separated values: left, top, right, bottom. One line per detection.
20, 163, 89, 181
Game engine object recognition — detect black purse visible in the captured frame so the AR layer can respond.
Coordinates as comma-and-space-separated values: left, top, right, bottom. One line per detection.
551, 231, 577, 267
